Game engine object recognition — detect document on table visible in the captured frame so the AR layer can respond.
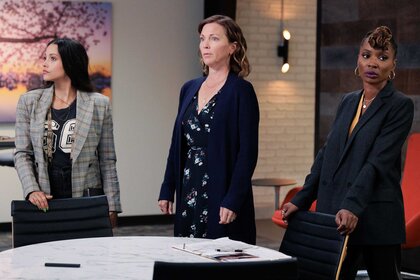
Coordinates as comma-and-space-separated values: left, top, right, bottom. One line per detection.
172, 237, 291, 262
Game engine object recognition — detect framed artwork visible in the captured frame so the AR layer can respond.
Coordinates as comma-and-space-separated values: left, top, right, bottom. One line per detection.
0, 0, 112, 123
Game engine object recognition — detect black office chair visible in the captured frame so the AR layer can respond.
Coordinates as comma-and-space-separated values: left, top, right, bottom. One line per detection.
11, 195, 113, 248
0, 150, 14, 167
153, 258, 298, 280
279, 211, 349, 280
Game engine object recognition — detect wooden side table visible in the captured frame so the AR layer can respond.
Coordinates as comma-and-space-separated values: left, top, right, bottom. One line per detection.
252, 178, 297, 210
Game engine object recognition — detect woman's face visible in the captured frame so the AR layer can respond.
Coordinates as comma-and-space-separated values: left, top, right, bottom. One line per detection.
357, 39, 396, 86
42, 44, 67, 82
199, 22, 236, 71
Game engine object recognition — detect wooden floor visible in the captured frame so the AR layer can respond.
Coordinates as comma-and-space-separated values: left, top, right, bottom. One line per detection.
255, 218, 285, 250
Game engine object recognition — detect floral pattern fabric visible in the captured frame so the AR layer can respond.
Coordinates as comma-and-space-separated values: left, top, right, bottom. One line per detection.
179, 93, 217, 238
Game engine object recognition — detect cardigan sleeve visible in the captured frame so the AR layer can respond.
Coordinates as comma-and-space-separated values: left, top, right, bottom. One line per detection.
220, 80, 259, 212
158, 82, 190, 201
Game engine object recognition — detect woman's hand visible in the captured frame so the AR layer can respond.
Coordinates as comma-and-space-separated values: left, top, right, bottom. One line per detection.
28, 191, 53, 211
281, 202, 299, 225
219, 207, 237, 224
158, 200, 173, 214
336, 209, 358, 235
109, 212, 118, 228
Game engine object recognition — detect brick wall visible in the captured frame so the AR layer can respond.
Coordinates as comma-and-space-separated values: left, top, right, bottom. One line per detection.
236, 0, 317, 218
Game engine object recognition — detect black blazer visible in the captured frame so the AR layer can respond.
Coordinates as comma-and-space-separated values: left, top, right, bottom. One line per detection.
159, 72, 259, 244
292, 81, 414, 245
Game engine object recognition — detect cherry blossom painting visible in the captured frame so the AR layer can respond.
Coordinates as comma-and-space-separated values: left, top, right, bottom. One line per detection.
0, 0, 112, 123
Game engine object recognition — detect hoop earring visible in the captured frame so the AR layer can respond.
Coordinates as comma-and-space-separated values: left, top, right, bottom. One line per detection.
388, 70, 396, 80
354, 66, 360, 76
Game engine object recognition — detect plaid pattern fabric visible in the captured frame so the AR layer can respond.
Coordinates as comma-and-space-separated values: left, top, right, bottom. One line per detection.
14, 87, 121, 212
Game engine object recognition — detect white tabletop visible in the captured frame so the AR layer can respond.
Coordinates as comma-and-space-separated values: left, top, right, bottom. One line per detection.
0, 236, 217, 280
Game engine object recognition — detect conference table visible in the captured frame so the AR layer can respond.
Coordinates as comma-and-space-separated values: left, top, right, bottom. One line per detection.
0, 236, 291, 280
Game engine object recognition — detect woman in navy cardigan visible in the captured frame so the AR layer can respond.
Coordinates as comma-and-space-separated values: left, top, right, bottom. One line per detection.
282, 27, 414, 279
158, 15, 259, 244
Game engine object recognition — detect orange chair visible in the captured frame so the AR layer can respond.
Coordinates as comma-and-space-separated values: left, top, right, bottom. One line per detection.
272, 186, 316, 229
401, 133, 420, 249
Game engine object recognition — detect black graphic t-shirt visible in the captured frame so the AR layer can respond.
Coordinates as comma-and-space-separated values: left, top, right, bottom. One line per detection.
43, 100, 77, 168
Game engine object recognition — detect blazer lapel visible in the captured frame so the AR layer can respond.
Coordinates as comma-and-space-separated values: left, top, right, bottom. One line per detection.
72, 91, 94, 163
336, 82, 394, 171
337, 91, 362, 155
32, 87, 53, 154
346, 98, 383, 143
346, 82, 394, 148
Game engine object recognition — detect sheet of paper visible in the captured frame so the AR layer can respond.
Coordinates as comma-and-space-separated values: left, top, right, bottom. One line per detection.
172, 237, 291, 262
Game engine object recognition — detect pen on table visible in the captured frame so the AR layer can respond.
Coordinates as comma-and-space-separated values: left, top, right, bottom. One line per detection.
183, 243, 185, 249
45, 262, 81, 268
216, 249, 243, 252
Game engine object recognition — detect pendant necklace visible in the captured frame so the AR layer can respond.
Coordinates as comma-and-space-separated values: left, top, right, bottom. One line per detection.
362, 96, 375, 109
52, 94, 74, 121
201, 76, 227, 105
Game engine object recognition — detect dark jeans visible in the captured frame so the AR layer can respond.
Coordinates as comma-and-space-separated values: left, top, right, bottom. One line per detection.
48, 165, 72, 199
339, 244, 402, 280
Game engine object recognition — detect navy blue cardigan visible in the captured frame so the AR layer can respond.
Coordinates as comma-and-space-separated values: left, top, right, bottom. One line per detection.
159, 72, 259, 244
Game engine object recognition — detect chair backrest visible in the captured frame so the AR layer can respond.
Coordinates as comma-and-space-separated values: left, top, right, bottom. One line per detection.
153, 258, 298, 280
401, 133, 420, 248
11, 195, 113, 248
0, 150, 14, 167
279, 211, 348, 280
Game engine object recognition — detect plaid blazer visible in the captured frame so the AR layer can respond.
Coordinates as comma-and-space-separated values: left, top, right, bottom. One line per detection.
14, 86, 121, 212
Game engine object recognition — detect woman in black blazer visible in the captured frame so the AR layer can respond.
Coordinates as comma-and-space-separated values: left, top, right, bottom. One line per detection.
282, 26, 414, 279
158, 15, 259, 244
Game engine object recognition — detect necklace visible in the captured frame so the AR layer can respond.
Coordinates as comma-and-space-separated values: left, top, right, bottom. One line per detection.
362, 96, 376, 109
203, 76, 227, 89
54, 94, 73, 107
200, 76, 227, 105
52, 105, 72, 122
52, 94, 75, 121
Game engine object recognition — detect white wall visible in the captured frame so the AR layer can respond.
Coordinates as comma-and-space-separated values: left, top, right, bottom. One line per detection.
0, 0, 204, 222
111, 0, 203, 216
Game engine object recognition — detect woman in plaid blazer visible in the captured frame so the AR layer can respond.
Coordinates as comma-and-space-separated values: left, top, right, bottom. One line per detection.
14, 38, 121, 226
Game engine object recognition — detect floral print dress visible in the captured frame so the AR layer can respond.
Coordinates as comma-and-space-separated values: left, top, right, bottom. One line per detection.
179, 93, 217, 238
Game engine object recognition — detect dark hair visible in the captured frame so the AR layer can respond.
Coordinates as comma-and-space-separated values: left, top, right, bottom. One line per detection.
44, 38, 94, 92
361, 26, 398, 58
198, 15, 250, 77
